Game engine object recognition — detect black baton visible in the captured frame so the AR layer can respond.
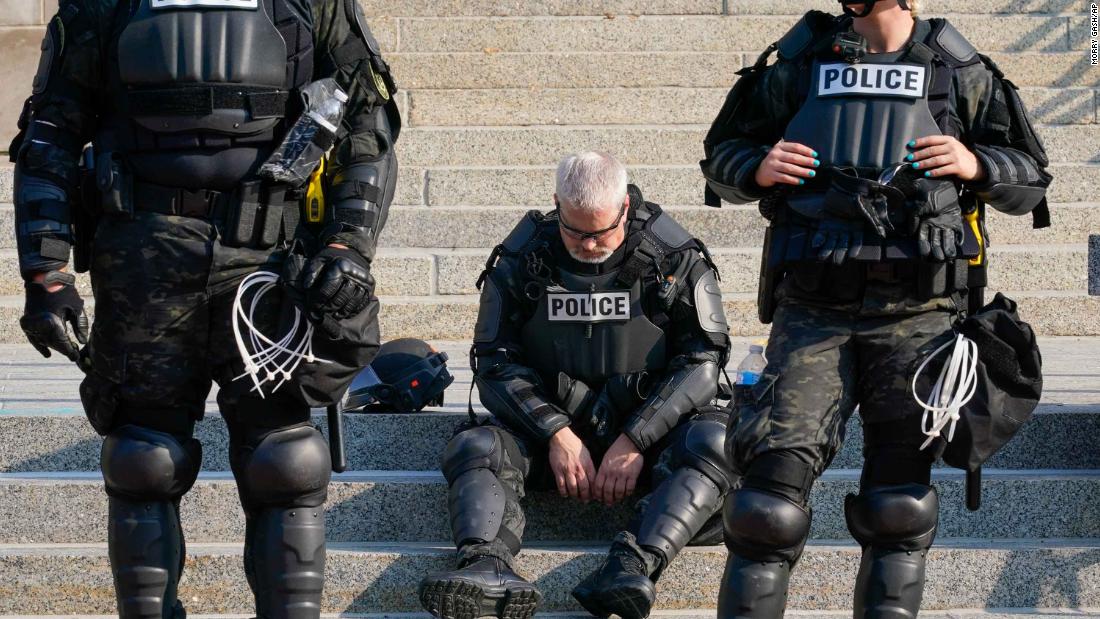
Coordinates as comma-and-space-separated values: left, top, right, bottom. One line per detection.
327, 403, 347, 473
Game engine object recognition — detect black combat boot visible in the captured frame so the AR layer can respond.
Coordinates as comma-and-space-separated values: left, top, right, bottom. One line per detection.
419, 555, 542, 619
572, 532, 660, 619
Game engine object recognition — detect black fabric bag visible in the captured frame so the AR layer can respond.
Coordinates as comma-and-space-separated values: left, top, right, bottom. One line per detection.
942, 293, 1043, 471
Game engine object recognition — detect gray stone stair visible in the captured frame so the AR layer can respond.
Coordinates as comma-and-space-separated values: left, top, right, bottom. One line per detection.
2, 540, 1099, 615
2, 469, 1098, 544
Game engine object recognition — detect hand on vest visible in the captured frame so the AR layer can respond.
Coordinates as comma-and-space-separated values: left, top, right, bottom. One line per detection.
21, 273, 89, 362
811, 218, 865, 266
906, 135, 986, 183
754, 140, 820, 188
593, 433, 644, 506
549, 426, 598, 503
909, 178, 965, 262
300, 245, 374, 334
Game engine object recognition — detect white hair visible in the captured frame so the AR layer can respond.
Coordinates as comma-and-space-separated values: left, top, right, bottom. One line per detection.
555, 151, 629, 214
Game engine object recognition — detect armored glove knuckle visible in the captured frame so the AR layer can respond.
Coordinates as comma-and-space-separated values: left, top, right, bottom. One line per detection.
303, 247, 374, 322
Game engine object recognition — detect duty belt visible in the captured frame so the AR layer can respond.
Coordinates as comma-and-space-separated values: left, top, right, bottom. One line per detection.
131, 179, 301, 248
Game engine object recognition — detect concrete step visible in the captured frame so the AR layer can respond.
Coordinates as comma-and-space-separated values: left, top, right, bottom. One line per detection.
24, 616, 1100, 619
2, 469, 1098, 544
2, 338, 1097, 472
397, 125, 1100, 167
389, 15, 1078, 54
2, 540, 1099, 614
401, 86, 1093, 127
0, 243, 1089, 297
400, 164, 1097, 207
357, 0, 1094, 16
391, 51, 1095, 90
0, 290, 1098, 340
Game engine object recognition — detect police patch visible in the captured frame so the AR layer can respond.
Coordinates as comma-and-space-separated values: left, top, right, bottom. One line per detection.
817, 63, 926, 98
547, 292, 630, 323
151, 0, 258, 8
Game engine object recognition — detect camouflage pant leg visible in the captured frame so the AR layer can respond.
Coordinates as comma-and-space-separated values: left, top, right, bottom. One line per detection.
80, 212, 218, 435
726, 301, 860, 480
855, 309, 956, 487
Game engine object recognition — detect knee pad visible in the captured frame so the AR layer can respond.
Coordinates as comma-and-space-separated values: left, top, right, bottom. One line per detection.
723, 488, 811, 564
441, 426, 505, 483
102, 425, 201, 501
673, 418, 736, 492
242, 425, 331, 508
845, 483, 939, 551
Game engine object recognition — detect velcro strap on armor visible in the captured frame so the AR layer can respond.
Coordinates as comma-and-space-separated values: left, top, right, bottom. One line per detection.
329, 180, 381, 204
744, 452, 815, 504
615, 235, 666, 288
334, 207, 377, 228
38, 237, 72, 261
26, 121, 84, 155
127, 85, 289, 118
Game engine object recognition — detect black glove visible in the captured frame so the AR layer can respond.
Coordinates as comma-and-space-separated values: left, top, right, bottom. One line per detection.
20, 271, 89, 362
811, 217, 865, 266
300, 245, 375, 330
909, 179, 965, 262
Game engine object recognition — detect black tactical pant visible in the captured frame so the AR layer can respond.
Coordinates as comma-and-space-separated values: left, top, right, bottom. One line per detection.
79, 210, 380, 618
445, 407, 732, 572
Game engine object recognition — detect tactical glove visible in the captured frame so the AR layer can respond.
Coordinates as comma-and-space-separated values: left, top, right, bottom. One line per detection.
909, 179, 965, 262
300, 245, 375, 336
811, 217, 865, 266
21, 271, 89, 362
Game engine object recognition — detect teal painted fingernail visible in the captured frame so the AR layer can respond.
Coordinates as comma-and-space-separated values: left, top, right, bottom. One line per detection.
911, 162, 920, 169
905, 154, 914, 161
812, 150, 818, 157
808, 170, 816, 178
799, 179, 805, 185
907, 140, 917, 148
813, 159, 821, 167
924, 171, 932, 177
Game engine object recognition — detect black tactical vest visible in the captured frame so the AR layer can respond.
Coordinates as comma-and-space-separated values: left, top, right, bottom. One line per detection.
519, 268, 668, 386
104, 0, 314, 189
785, 53, 941, 175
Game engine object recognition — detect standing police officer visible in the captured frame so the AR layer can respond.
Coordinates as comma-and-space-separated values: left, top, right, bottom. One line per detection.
700, 1, 1051, 617
11, 0, 399, 617
418, 152, 732, 619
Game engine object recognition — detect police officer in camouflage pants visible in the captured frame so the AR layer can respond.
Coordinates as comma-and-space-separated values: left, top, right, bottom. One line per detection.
700, 1, 1051, 617
418, 152, 733, 619
11, 1, 399, 617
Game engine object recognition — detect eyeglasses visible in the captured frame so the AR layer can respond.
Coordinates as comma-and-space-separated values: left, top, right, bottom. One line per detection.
555, 200, 627, 242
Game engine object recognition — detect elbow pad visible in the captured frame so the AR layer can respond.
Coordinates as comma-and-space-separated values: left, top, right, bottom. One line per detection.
701, 140, 770, 205
623, 361, 720, 452
971, 144, 1051, 216
14, 169, 73, 278
322, 110, 398, 259
474, 365, 571, 443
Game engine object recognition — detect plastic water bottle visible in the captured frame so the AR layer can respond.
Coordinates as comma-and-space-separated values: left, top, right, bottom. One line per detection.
736, 344, 767, 386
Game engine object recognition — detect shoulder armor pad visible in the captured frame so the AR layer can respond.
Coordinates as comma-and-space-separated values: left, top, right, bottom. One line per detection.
647, 207, 696, 252
501, 210, 549, 253
777, 10, 834, 61
693, 269, 729, 336
929, 18, 977, 65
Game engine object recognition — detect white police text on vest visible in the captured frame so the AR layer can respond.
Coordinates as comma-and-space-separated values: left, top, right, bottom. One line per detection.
547, 292, 631, 323
818, 63, 926, 98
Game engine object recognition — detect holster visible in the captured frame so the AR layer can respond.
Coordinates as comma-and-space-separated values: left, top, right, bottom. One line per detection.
758, 225, 786, 324
95, 152, 133, 218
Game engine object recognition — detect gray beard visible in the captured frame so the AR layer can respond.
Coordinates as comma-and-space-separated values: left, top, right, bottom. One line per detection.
568, 246, 614, 264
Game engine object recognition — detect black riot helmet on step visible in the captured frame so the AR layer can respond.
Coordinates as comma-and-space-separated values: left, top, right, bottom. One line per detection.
839, 0, 911, 17
342, 339, 454, 413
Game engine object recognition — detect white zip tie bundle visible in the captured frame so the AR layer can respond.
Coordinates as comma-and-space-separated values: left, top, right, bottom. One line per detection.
232, 270, 329, 397
911, 332, 980, 450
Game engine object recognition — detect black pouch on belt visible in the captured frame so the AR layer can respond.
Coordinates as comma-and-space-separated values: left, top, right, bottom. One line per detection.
225, 181, 286, 249
95, 152, 133, 218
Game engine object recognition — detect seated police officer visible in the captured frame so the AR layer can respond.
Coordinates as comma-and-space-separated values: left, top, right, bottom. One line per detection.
418, 152, 733, 619
700, 1, 1051, 617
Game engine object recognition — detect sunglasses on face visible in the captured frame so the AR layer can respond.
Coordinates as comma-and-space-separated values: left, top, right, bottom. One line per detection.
555, 200, 627, 242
